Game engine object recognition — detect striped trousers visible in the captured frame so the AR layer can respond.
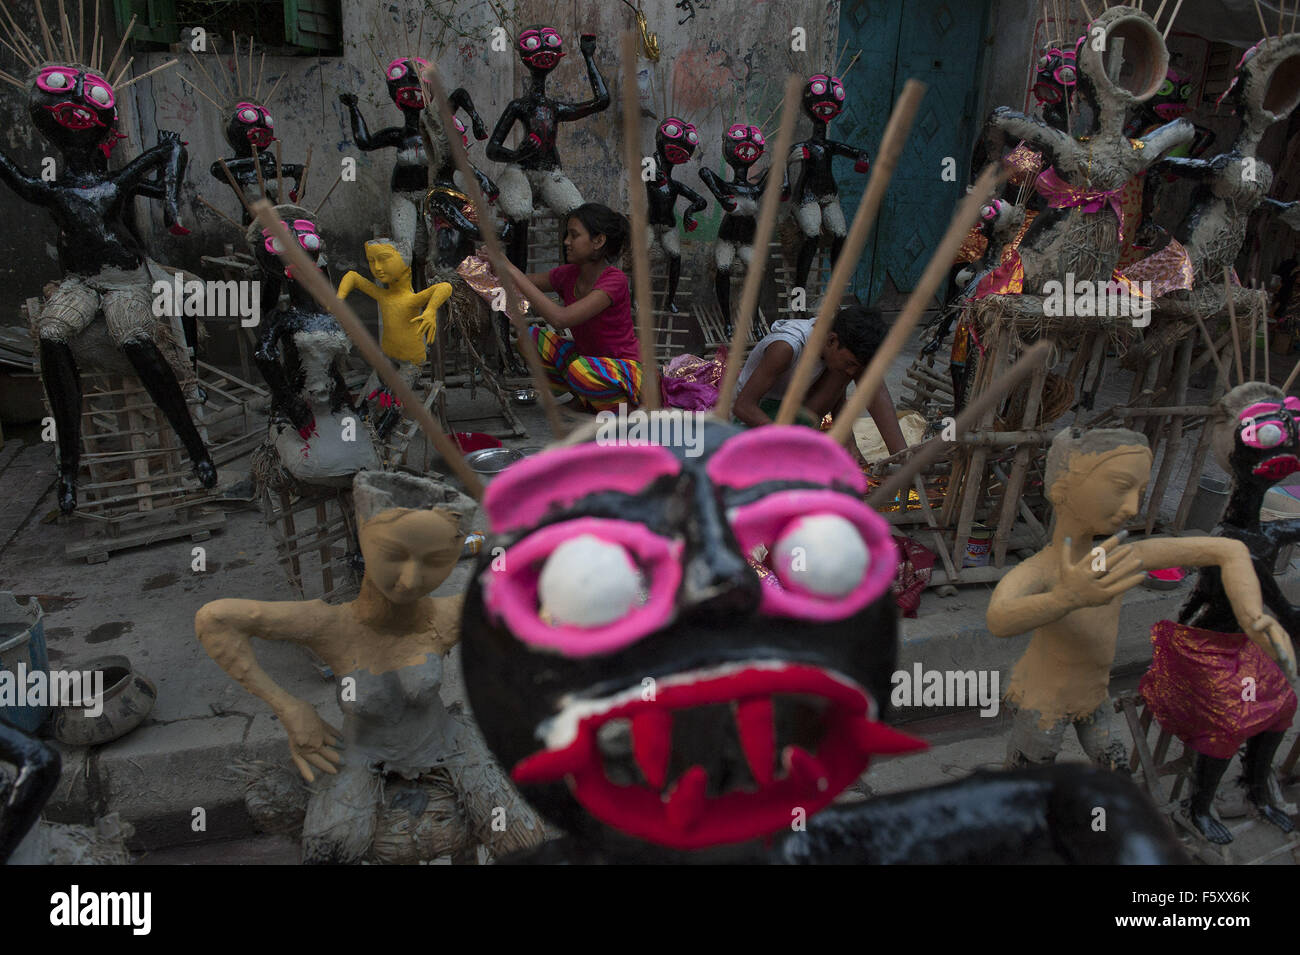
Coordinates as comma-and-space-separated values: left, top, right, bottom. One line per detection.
527, 327, 642, 412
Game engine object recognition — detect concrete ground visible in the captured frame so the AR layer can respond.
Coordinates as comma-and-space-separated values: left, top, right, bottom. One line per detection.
3, 323, 1300, 865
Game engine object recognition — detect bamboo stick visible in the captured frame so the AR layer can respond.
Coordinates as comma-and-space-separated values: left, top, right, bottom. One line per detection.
621, 31, 660, 409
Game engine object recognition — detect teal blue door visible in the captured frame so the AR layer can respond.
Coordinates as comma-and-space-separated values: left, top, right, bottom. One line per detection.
836, 0, 992, 302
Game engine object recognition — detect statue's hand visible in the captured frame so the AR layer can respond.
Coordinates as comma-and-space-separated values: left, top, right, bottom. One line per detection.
279, 698, 342, 783
1055, 533, 1145, 608
1244, 613, 1297, 681
338, 91, 358, 108
579, 34, 598, 56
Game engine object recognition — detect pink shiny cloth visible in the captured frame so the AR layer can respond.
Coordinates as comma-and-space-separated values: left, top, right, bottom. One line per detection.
456, 251, 529, 322
1035, 167, 1126, 241
1117, 237, 1195, 297
660, 349, 724, 411
1139, 620, 1296, 759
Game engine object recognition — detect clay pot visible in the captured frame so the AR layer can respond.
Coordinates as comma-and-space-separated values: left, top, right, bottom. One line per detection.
51, 655, 156, 747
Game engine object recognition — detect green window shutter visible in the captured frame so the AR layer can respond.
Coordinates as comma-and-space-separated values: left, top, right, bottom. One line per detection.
113, 0, 179, 45
284, 0, 341, 52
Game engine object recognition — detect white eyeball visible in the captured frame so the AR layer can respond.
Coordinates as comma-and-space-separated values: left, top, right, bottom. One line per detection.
729, 126, 746, 139
88, 85, 110, 106
301, 233, 321, 251
538, 535, 645, 627
833, 85, 845, 100
686, 130, 698, 144
45, 72, 69, 89
269, 237, 284, 253
388, 65, 405, 79
544, 33, 561, 47
522, 36, 540, 50
772, 514, 869, 597
1258, 422, 1285, 447
263, 113, 274, 128
663, 122, 681, 136
238, 107, 258, 123
811, 80, 826, 94
752, 131, 765, 145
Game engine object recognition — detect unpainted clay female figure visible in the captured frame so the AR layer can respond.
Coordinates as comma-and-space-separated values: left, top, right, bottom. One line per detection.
458, 415, 1186, 863
195, 470, 547, 864
339, 55, 434, 270
487, 26, 610, 270
987, 6, 1193, 293
337, 237, 450, 437
646, 116, 708, 313
699, 123, 789, 332
987, 427, 1291, 775
788, 72, 869, 295
1157, 34, 1300, 297
249, 206, 379, 483
184, 37, 303, 222
1141, 383, 1300, 844
0, 7, 215, 513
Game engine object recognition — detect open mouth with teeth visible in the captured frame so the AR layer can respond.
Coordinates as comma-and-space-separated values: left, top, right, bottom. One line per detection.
1253, 454, 1300, 481
395, 86, 425, 109
663, 144, 691, 165
45, 102, 104, 130
527, 52, 560, 69
1154, 103, 1188, 119
246, 127, 272, 148
512, 662, 926, 850
811, 101, 839, 119
733, 144, 761, 163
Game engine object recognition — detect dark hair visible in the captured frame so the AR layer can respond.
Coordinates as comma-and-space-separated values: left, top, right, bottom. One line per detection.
567, 203, 629, 260
831, 304, 887, 365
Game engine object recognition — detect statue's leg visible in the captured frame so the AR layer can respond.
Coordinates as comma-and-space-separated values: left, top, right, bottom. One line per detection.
539, 171, 584, 266
1243, 730, 1294, 832
1003, 706, 1068, 769
714, 240, 735, 335
1187, 752, 1233, 844
794, 199, 822, 298
300, 765, 382, 865
1075, 703, 1130, 775
392, 192, 423, 277
35, 281, 99, 513
104, 285, 217, 488
823, 196, 848, 269
495, 165, 533, 270
661, 226, 682, 313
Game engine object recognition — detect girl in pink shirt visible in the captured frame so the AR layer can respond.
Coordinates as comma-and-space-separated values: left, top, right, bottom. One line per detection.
502, 203, 643, 411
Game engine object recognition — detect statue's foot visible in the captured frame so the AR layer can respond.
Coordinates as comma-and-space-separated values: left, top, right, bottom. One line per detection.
57, 473, 77, 514
193, 457, 218, 489
667, 301, 680, 314
1246, 786, 1296, 833
1186, 801, 1233, 844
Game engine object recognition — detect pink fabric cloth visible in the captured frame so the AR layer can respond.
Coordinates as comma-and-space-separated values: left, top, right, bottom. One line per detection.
548, 264, 641, 363
1034, 166, 1127, 241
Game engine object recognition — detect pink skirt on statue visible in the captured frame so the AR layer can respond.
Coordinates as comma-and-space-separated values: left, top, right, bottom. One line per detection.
1139, 620, 1296, 759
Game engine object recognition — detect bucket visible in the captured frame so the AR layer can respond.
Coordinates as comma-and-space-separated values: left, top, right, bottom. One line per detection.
1186, 476, 1230, 532
0, 593, 49, 732
1263, 488, 1300, 574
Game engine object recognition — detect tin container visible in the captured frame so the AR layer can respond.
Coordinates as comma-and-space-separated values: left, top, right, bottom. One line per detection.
963, 524, 992, 568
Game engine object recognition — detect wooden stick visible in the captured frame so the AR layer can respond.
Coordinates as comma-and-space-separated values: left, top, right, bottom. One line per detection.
275, 138, 285, 202
77, 0, 84, 66
868, 342, 1052, 507
621, 31, 660, 409
422, 62, 566, 438
231, 31, 242, 94
217, 159, 255, 217
1162, 0, 1184, 38
775, 79, 927, 425
106, 14, 136, 81
253, 139, 267, 200
117, 57, 177, 89
712, 72, 802, 415
179, 75, 225, 111
1153, 0, 1168, 25
1079, 0, 1096, 23
840, 51, 862, 80
829, 161, 1009, 444
0, 3, 41, 68
262, 70, 287, 108
197, 196, 242, 231
189, 46, 233, 104
1254, 0, 1270, 39
313, 172, 343, 213
249, 36, 256, 95
255, 51, 266, 100
1192, 309, 1230, 388
34, 0, 58, 60
111, 56, 132, 88
1250, 289, 1257, 381
299, 144, 313, 202
1225, 267, 1244, 383
251, 199, 484, 499
1283, 353, 1300, 392
56, 0, 73, 62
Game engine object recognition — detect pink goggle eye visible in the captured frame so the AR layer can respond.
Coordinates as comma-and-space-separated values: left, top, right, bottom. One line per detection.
482, 517, 683, 658
542, 30, 562, 47
727, 124, 747, 139
729, 489, 897, 622
237, 106, 259, 123
520, 32, 541, 50
811, 80, 827, 94
83, 75, 114, 108
661, 121, 682, 137
36, 67, 80, 95
750, 127, 765, 144
685, 128, 698, 144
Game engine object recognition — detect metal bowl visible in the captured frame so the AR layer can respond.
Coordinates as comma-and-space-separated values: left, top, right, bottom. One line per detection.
465, 447, 525, 478
512, 388, 539, 405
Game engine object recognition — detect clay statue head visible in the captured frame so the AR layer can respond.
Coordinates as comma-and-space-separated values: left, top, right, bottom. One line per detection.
28, 62, 120, 159
248, 204, 323, 282
1074, 7, 1170, 122
1148, 67, 1192, 121
224, 99, 274, 156
460, 417, 924, 859
1032, 41, 1080, 129
723, 123, 765, 171
385, 56, 431, 111
1217, 34, 1300, 137
1213, 382, 1300, 488
802, 73, 846, 124
518, 25, 564, 74
1045, 427, 1152, 534
354, 471, 476, 605
364, 237, 412, 286
656, 116, 698, 166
